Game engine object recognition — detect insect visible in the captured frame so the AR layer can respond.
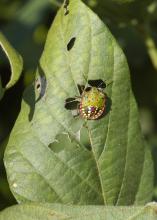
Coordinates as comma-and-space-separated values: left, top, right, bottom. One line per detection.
65, 79, 110, 120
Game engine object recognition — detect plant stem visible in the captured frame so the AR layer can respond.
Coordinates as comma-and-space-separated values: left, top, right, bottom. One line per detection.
145, 32, 157, 71
137, 24, 157, 71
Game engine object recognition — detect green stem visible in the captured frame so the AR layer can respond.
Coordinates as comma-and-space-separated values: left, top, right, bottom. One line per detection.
137, 24, 157, 71
145, 33, 157, 70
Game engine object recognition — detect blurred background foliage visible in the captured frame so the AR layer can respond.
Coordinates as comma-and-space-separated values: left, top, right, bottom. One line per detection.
0, 0, 157, 210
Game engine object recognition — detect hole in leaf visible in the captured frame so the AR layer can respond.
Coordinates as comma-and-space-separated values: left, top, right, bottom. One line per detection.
36, 81, 41, 90
64, 0, 70, 15
48, 133, 77, 153
64, 0, 69, 8
35, 65, 47, 103
64, 10, 69, 16
67, 37, 76, 51
35, 78, 41, 91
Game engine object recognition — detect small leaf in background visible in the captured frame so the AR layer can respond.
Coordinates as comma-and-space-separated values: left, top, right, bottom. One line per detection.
0, 1, 21, 21
0, 202, 157, 220
4, 0, 153, 206
0, 32, 23, 93
2, 0, 54, 72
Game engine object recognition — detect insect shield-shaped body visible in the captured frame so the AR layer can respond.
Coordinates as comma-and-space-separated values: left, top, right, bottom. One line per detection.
65, 79, 109, 120
80, 87, 107, 120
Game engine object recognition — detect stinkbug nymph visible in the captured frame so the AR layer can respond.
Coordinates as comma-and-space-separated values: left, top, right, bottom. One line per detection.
65, 79, 109, 120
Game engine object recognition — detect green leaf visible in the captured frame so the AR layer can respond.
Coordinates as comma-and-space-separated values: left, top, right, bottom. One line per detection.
0, 203, 66, 220
2, 0, 53, 71
4, 0, 153, 205
1, 203, 157, 220
0, 32, 23, 91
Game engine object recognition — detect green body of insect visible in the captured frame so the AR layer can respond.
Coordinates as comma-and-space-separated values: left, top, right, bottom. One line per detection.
65, 79, 109, 120
80, 87, 106, 120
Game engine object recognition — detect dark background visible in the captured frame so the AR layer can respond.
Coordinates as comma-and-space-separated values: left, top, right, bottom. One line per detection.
0, 0, 157, 210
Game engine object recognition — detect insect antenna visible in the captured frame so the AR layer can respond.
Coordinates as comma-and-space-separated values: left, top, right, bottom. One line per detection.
105, 80, 113, 87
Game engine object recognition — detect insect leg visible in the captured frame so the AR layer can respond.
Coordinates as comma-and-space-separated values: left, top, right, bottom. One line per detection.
77, 84, 85, 95
72, 103, 80, 117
